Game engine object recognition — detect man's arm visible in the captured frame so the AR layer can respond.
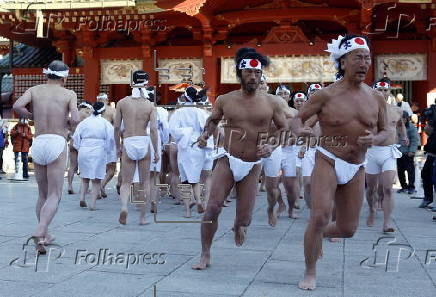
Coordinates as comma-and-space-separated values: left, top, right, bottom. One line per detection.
371, 93, 390, 145
68, 92, 80, 125
290, 90, 325, 136
201, 96, 224, 140
271, 96, 288, 131
114, 101, 122, 155
149, 106, 159, 161
13, 89, 33, 119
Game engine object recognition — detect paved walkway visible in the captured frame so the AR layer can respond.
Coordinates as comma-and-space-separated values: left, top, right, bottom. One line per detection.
0, 173, 435, 297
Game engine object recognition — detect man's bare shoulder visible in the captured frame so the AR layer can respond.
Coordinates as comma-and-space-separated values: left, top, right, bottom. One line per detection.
370, 88, 386, 107
215, 91, 238, 108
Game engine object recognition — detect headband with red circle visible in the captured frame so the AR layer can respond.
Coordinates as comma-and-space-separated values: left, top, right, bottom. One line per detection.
293, 92, 307, 101
374, 81, 390, 90
239, 59, 262, 70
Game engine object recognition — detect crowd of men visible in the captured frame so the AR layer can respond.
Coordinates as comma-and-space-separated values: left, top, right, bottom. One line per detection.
11, 33, 434, 291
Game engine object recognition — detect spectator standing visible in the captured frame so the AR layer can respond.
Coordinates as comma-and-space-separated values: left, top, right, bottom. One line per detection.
397, 111, 420, 194
0, 115, 8, 176
395, 93, 413, 117
10, 118, 33, 179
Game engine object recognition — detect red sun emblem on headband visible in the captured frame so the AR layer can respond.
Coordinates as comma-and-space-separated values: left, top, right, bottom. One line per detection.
297, 93, 302, 98
314, 84, 320, 89
250, 59, 259, 67
380, 82, 386, 87
354, 38, 365, 45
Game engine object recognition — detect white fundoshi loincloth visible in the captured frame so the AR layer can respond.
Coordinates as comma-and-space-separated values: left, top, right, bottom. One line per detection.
32, 134, 66, 166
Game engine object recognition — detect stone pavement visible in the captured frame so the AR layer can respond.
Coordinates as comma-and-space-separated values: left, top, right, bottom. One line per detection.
0, 173, 436, 297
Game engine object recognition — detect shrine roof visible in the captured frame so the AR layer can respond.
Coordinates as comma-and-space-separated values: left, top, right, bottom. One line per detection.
0, 43, 61, 71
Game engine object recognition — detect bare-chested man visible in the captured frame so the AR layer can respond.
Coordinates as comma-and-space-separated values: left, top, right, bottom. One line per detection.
292, 35, 389, 290
13, 60, 80, 253
192, 47, 287, 270
67, 102, 93, 194
365, 79, 408, 232
114, 70, 159, 225
97, 93, 117, 198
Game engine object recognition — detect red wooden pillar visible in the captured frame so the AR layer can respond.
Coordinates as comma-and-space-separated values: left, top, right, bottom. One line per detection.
83, 46, 100, 102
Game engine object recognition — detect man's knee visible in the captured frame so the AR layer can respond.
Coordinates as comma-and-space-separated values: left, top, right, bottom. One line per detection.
205, 202, 222, 220
339, 226, 357, 238
311, 212, 330, 230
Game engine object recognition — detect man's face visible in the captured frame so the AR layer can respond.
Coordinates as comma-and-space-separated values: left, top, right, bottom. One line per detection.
294, 98, 306, 110
342, 48, 371, 82
277, 90, 290, 102
396, 94, 404, 102
80, 107, 92, 117
241, 68, 262, 93
376, 88, 391, 101
258, 81, 269, 93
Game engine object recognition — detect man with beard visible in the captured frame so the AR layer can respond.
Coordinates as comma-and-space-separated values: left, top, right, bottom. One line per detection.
365, 79, 408, 231
293, 35, 389, 290
192, 48, 287, 270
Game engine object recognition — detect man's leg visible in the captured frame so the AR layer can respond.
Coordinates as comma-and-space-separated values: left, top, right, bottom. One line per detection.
89, 179, 101, 211
101, 162, 116, 198
298, 153, 337, 290
405, 155, 416, 192
0, 147, 4, 172
200, 169, 212, 206
33, 147, 67, 239
366, 173, 379, 227
265, 176, 280, 226
396, 156, 407, 190
283, 176, 299, 219
137, 153, 151, 225
119, 149, 137, 224
22, 152, 29, 178
303, 176, 311, 208
234, 163, 262, 245
380, 170, 397, 232
34, 164, 48, 223
67, 149, 78, 194
192, 157, 235, 270
420, 156, 434, 207
150, 171, 158, 213
169, 144, 181, 204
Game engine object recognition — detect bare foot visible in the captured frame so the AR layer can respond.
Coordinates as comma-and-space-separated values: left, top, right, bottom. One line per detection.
79, 201, 87, 208
197, 203, 205, 214
89, 207, 97, 211
298, 272, 316, 290
294, 201, 300, 209
139, 218, 149, 225
234, 226, 247, 247
119, 210, 127, 225
31, 236, 46, 255
383, 226, 395, 233
328, 238, 341, 243
267, 207, 277, 227
44, 234, 55, 245
367, 211, 375, 227
100, 189, 107, 199
150, 201, 157, 213
288, 212, 299, 219
192, 254, 211, 270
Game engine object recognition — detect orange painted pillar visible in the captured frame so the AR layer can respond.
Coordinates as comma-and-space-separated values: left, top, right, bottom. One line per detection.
83, 46, 99, 102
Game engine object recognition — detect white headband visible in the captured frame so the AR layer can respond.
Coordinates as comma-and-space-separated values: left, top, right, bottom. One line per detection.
308, 84, 322, 94
325, 35, 370, 69
43, 68, 69, 78
95, 104, 106, 114
239, 59, 262, 70
132, 87, 153, 99
293, 92, 307, 101
275, 86, 290, 95
97, 93, 108, 101
374, 81, 390, 89
79, 102, 94, 111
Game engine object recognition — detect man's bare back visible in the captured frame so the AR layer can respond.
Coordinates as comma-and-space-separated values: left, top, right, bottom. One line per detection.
102, 105, 116, 125
115, 96, 153, 138
22, 84, 78, 138
220, 90, 286, 161
308, 83, 387, 163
